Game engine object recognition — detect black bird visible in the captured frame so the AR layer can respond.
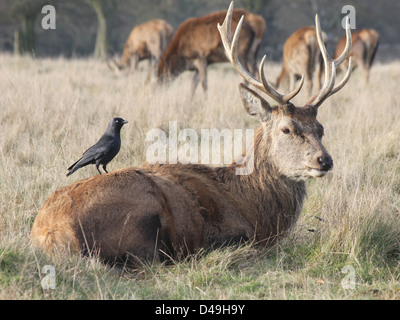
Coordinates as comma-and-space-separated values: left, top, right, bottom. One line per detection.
66, 117, 128, 177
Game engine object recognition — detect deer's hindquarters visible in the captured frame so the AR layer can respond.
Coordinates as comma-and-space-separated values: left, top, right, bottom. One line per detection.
30, 169, 171, 264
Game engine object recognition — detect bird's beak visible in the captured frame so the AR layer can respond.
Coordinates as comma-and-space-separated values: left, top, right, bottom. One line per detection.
122, 120, 128, 124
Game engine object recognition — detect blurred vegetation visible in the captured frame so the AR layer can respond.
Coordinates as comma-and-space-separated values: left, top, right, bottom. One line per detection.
9, 0, 51, 55
87, 0, 117, 59
0, 0, 398, 60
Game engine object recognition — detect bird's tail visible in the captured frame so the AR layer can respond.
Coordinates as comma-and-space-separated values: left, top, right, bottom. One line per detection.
66, 159, 81, 177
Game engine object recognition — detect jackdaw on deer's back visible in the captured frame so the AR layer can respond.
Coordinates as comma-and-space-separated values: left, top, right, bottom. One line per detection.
66, 117, 128, 177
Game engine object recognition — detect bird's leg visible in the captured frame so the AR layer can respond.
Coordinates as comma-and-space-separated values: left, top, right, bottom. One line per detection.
96, 163, 102, 175
103, 164, 108, 174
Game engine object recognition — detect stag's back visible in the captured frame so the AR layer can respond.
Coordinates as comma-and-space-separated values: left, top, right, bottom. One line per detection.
335, 28, 379, 68
282, 27, 325, 75
122, 19, 173, 62
158, 9, 256, 77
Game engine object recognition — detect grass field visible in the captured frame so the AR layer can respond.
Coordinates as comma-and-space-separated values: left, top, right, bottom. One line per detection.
0, 53, 399, 300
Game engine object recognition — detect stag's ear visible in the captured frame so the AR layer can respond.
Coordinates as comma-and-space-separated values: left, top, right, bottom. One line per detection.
239, 83, 272, 122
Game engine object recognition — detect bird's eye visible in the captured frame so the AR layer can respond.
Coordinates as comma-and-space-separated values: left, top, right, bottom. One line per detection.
282, 128, 290, 134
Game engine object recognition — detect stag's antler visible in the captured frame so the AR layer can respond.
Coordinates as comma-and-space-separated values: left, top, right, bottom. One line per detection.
218, 1, 352, 108
217, 1, 304, 106
307, 15, 352, 108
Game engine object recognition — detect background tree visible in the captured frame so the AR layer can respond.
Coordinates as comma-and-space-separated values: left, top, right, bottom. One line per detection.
244, 0, 271, 13
0, 0, 397, 61
86, 0, 117, 59
11, 0, 51, 55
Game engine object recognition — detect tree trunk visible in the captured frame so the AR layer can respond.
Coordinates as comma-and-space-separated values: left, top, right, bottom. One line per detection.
21, 15, 36, 54
14, 14, 37, 55
13, 29, 21, 55
92, 0, 109, 59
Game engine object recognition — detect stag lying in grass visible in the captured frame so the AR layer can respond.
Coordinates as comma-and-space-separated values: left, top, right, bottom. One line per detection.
109, 19, 174, 81
334, 28, 379, 83
157, 8, 265, 96
30, 2, 352, 267
276, 26, 327, 96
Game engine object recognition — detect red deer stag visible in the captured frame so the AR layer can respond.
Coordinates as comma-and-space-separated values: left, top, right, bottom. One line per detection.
334, 28, 379, 83
276, 26, 328, 96
30, 2, 352, 267
157, 8, 265, 96
109, 19, 174, 80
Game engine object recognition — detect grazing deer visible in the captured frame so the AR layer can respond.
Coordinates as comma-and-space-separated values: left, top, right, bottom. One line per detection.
109, 19, 174, 80
157, 8, 265, 96
334, 28, 379, 83
30, 2, 352, 267
276, 26, 328, 96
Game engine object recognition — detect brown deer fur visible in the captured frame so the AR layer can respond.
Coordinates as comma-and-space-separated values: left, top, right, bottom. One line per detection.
30, 90, 331, 266
334, 28, 379, 83
157, 9, 265, 96
30, 5, 350, 268
112, 19, 173, 79
276, 26, 327, 96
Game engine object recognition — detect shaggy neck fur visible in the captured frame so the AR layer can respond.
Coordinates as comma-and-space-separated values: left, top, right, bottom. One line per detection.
216, 125, 307, 243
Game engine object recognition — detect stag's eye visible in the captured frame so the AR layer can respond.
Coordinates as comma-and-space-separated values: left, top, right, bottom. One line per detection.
282, 128, 290, 134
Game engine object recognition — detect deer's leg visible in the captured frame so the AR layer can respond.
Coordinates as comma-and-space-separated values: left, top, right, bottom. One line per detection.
362, 52, 370, 84
314, 56, 323, 91
145, 57, 158, 84
289, 72, 297, 92
129, 55, 139, 74
304, 72, 313, 96
358, 56, 369, 85
192, 58, 208, 96
248, 38, 261, 77
364, 68, 370, 84
191, 70, 200, 97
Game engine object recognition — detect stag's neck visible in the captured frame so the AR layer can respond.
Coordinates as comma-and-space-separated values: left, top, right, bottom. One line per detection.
216, 126, 306, 240
158, 46, 186, 81
119, 45, 132, 68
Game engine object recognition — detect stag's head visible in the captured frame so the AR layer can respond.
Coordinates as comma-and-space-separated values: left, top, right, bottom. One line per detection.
219, 2, 352, 181
107, 44, 133, 73
157, 51, 185, 84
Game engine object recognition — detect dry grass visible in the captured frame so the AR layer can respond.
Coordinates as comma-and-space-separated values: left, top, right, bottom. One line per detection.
0, 53, 399, 299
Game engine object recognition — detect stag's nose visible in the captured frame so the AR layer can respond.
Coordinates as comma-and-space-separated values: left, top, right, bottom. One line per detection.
318, 155, 333, 171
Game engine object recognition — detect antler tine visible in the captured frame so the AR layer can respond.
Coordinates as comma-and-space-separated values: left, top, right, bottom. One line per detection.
284, 75, 304, 103
330, 57, 352, 96
258, 54, 284, 104
219, 10, 276, 101
309, 15, 352, 108
218, 1, 303, 106
334, 17, 352, 66
259, 56, 304, 104
218, 1, 233, 62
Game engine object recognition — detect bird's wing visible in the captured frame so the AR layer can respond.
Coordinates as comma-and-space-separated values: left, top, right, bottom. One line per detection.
82, 135, 115, 161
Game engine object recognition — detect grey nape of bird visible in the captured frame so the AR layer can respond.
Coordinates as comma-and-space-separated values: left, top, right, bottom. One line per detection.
66, 117, 128, 177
